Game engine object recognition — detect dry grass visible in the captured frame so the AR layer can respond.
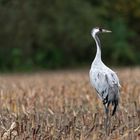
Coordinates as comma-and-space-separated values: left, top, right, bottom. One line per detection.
0, 68, 140, 140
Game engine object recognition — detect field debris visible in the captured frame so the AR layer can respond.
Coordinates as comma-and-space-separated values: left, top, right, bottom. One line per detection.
0, 68, 140, 139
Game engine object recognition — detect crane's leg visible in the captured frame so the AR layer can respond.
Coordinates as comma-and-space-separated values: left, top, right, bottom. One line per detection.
104, 104, 108, 135
104, 102, 110, 135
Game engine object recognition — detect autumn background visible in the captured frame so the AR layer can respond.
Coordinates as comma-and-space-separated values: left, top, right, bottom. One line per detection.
0, 1, 140, 139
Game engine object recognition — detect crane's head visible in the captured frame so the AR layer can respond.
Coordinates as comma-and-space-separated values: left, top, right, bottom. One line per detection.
91, 27, 111, 37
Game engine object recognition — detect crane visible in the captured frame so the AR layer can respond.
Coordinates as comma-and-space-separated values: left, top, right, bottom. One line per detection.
89, 27, 121, 133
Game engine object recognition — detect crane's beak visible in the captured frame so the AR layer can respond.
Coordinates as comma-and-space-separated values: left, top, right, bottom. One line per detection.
102, 29, 112, 33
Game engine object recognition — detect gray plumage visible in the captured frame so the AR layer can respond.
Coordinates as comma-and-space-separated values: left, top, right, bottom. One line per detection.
89, 27, 121, 116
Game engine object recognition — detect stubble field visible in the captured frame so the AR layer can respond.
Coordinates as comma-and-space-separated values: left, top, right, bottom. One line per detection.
0, 68, 140, 140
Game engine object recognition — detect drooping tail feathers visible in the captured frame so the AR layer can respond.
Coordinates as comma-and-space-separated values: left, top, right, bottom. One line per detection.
111, 100, 118, 116
103, 97, 119, 116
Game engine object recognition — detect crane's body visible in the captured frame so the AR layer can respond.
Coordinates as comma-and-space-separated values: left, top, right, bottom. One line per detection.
89, 27, 120, 131
90, 62, 120, 115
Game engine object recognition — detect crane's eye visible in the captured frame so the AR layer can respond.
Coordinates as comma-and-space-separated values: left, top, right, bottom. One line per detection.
99, 28, 102, 32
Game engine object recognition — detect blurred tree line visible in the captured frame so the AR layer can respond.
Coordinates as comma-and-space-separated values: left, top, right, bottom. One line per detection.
0, 0, 140, 71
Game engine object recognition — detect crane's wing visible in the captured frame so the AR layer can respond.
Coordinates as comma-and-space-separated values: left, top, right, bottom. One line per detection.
90, 69, 120, 100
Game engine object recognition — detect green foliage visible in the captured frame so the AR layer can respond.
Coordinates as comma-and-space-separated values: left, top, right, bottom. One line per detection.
0, 0, 139, 71
11, 48, 22, 68
107, 18, 136, 65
